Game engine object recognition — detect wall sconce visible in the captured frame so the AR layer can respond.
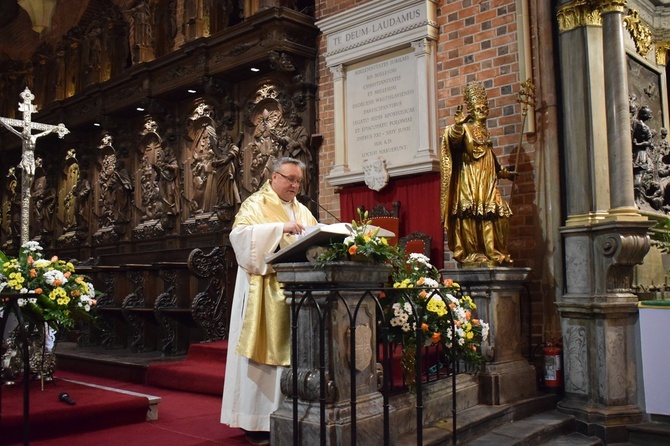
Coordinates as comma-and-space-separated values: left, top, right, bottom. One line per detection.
18, 0, 57, 33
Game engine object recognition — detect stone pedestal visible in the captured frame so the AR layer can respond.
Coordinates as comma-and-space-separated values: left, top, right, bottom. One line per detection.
558, 221, 650, 442
441, 267, 536, 405
271, 261, 390, 446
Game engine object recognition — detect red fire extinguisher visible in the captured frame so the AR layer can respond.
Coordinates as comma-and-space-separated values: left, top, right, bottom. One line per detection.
543, 342, 563, 393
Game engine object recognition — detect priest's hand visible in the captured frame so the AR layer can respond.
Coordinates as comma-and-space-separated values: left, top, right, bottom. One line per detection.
283, 221, 305, 236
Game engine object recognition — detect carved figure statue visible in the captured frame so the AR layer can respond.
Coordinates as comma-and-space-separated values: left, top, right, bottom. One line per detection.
60, 156, 80, 231
274, 113, 311, 194
185, 123, 217, 214
2, 168, 20, 241
154, 146, 180, 216
139, 154, 161, 220
213, 133, 241, 209
243, 108, 281, 194
440, 81, 516, 267
129, 0, 153, 47
73, 171, 92, 230
633, 105, 653, 169
99, 152, 133, 226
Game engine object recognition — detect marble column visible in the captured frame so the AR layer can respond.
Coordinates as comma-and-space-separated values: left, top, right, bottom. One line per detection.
556, 0, 610, 225
555, 2, 652, 442
442, 267, 536, 405
601, 0, 640, 218
328, 65, 349, 176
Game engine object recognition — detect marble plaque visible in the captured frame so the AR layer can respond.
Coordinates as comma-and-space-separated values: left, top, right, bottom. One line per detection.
346, 49, 417, 173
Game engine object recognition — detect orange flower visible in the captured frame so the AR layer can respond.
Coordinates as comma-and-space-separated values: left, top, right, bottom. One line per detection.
70, 290, 81, 297
419, 290, 427, 299
348, 245, 358, 255
64, 271, 71, 278
53, 279, 62, 287
27, 256, 34, 265
29, 269, 37, 278
449, 303, 456, 310
51, 256, 59, 263
472, 319, 480, 325
417, 277, 425, 286
443, 278, 453, 287
379, 291, 386, 299
421, 323, 429, 332
431, 332, 441, 343
465, 310, 471, 320
34, 288, 43, 294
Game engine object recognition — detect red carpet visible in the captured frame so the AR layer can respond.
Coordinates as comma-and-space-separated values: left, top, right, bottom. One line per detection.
1, 378, 149, 444
7, 370, 248, 446
146, 341, 227, 396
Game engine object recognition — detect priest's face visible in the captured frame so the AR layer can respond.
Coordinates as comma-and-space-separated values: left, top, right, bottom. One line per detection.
271, 163, 303, 202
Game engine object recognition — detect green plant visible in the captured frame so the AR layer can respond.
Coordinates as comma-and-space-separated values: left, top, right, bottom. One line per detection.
316, 208, 401, 265
650, 217, 670, 254
0, 241, 98, 329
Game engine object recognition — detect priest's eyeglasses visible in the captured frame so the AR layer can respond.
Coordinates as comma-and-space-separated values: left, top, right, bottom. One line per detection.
276, 171, 302, 185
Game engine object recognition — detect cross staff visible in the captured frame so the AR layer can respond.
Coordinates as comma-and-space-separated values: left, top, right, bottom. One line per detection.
0, 87, 69, 246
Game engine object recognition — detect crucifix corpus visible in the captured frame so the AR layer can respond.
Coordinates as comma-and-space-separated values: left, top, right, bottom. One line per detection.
0, 87, 69, 246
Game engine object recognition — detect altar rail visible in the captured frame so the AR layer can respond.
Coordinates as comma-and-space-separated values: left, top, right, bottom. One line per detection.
275, 280, 480, 446
77, 246, 237, 355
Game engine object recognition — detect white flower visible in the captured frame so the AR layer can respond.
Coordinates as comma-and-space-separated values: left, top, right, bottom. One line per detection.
43, 269, 68, 286
407, 253, 431, 266
17, 298, 27, 306
422, 278, 439, 288
21, 241, 43, 252
481, 322, 490, 341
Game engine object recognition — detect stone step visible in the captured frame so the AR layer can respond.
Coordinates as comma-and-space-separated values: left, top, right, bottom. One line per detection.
460, 410, 575, 445
540, 432, 604, 446
396, 394, 560, 445
626, 422, 670, 446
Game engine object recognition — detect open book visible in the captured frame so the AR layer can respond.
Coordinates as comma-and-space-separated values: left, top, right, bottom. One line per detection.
265, 222, 395, 264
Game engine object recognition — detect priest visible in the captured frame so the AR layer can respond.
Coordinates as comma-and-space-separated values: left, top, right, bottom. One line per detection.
220, 157, 317, 446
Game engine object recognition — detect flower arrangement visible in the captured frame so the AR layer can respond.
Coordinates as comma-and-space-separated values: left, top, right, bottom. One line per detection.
0, 241, 97, 330
317, 209, 400, 265
382, 253, 489, 365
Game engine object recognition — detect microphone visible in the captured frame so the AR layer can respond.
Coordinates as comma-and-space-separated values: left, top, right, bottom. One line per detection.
59, 392, 76, 405
298, 194, 341, 222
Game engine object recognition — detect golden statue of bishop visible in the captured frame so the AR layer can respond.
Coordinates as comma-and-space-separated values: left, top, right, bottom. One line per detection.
440, 81, 516, 267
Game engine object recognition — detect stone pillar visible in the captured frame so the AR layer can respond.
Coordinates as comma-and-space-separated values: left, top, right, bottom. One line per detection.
556, 0, 610, 225
555, 2, 652, 441
442, 267, 535, 405
271, 262, 390, 446
601, 0, 639, 217
411, 38, 438, 163
329, 65, 348, 176
558, 222, 649, 442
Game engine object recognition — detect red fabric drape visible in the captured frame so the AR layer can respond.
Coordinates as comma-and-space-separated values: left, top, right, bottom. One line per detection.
339, 173, 444, 266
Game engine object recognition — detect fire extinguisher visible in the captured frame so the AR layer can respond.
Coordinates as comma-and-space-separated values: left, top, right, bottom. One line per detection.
543, 342, 563, 394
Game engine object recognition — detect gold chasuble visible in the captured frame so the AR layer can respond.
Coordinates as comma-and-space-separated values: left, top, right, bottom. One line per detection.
231, 180, 316, 366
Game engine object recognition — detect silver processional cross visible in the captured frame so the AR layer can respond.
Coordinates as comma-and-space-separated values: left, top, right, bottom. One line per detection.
0, 87, 69, 246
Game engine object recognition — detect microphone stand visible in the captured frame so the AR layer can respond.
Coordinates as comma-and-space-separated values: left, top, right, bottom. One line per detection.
298, 194, 340, 222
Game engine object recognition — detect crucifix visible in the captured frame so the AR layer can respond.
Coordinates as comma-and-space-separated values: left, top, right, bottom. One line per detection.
0, 87, 69, 246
